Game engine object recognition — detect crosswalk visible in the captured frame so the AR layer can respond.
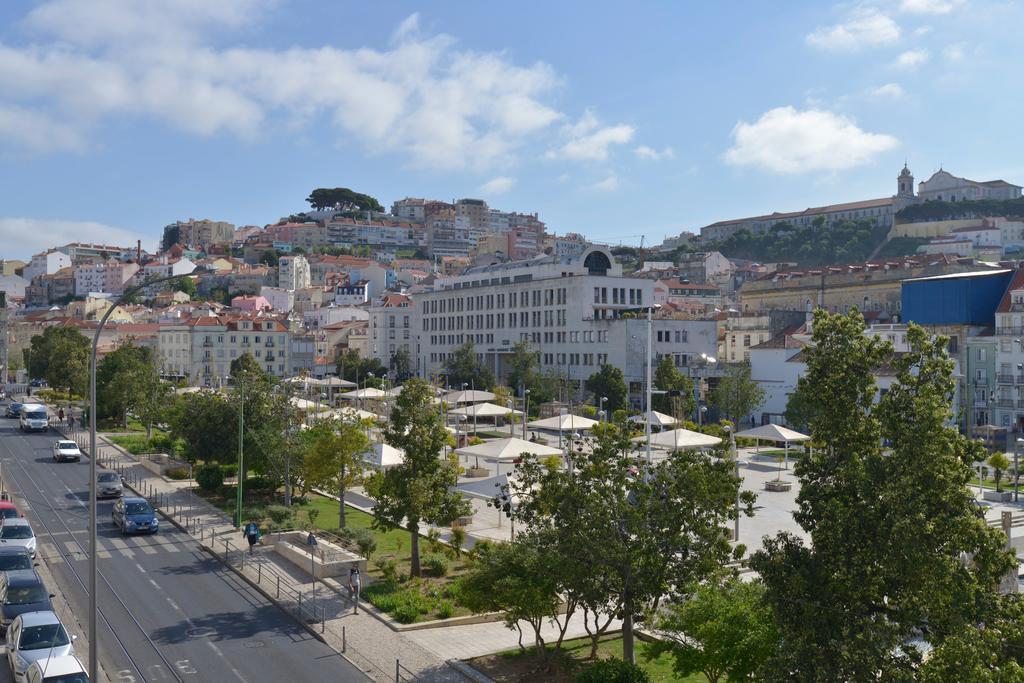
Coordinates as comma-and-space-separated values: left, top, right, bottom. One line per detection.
38, 532, 192, 561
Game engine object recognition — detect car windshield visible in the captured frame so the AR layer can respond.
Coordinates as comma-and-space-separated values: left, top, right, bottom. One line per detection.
19, 623, 70, 650
45, 674, 88, 683
125, 503, 152, 516
0, 508, 18, 519
0, 554, 31, 571
1, 526, 32, 540
98, 473, 119, 483
57, 442, 76, 450
5, 586, 47, 605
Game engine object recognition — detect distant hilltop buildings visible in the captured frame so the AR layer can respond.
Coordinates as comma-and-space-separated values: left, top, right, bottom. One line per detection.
684, 165, 1023, 243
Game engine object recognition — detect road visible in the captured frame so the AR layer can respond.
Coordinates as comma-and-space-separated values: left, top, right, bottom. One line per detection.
0, 407, 369, 683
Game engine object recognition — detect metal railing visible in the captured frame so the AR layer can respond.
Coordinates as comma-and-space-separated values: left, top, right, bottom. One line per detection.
998, 374, 1016, 384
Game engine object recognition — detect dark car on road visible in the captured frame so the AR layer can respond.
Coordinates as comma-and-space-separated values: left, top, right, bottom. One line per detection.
5, 403, 23, 419
0, 547, 32, 573
0, 570, 53, 633
111, 497, 158, 535
27, 380, 44, 388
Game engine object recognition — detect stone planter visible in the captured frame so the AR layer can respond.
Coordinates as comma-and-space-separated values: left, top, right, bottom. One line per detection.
452, 515, 474, 528
464, 467, 490, 478
983, 490, 1013, 502
765, 480, 793, 492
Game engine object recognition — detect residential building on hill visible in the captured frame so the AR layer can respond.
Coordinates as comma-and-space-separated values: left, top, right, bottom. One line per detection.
167, 219, 235, 250
23, 250, 72, 283
159, 315, 291, 384
916, 169, 1022, 202
74, 260, 140, 296
278, 254, 311, 290
369, 293, 414, 371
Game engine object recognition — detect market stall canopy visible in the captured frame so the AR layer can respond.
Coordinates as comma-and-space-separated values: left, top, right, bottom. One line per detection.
455, 437, 562, 462
290, 397, 329, 411
628, 411, 679, 428
443, 389, 497, 404
326, 407, 378, 422
635, 428, 721, 450
312, 376, 357, 388
448, 403, 523, 418
527, 414, 600, 431
339, 387, 389, 400
361, 443, 404, 469
734, 424, 810, 443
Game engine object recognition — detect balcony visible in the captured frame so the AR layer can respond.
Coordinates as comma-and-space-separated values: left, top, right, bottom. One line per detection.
997, 373, 1016, 384
996, 327, 1024, 336
202, 340, 213, 348
998, 399, 1016, 408
265, 341, 275, 348
1017, 400, 1024, 409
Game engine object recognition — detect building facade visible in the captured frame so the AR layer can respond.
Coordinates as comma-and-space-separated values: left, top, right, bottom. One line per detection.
278, 254, 311, 290
159, 315, 291, 384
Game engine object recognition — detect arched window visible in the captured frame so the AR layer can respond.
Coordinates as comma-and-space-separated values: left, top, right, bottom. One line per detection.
583, 250, 611, 276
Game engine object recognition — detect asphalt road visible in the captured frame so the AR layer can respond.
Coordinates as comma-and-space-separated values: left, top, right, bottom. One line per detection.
0, 408, 369, 683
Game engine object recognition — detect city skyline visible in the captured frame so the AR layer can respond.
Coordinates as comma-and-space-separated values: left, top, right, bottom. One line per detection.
1, 0, 1023, 260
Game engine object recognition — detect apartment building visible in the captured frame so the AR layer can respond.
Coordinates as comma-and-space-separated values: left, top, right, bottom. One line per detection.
159, 315, 291, 384
56, 242, 136, 264
23, 251, 72, 283
412, 246, 717, 402
369, 293, 414, 370
327, 217, 424, 253
279, 254, 311, 290
167, 219, 235, 250
74, 260, 140, 296
264, 222, 328, 252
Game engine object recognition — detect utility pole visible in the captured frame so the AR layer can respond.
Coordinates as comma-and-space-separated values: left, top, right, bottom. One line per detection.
645, 305, 653, 464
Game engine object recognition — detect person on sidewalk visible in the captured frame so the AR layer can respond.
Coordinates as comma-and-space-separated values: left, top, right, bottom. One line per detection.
348, 563, 361, 613
243, 520, 261, 555
67, 413, 74, 431
57, 408, 65, 426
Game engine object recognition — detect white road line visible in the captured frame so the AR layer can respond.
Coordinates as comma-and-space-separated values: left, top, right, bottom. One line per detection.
107, 537, 135, 558
37, 542, 58, 558
63, 485, 86, 510
62, 540, 83, 559
131, 535, 158, 555
162, 596, 247, 682
134, 562, 146, 574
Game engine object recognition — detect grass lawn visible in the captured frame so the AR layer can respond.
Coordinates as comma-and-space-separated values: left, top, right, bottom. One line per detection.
467, 633, 706, 683
752, 448, 804, 458
97, 415, 165, 434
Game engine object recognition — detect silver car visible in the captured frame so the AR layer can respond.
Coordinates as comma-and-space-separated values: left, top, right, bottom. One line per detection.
0, 520, 36, 559
96, 472, 122, 499
6, 611, 76, 683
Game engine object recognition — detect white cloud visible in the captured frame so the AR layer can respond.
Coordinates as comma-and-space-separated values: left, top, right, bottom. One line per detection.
479, 176, 516, 195
589, 174, 620, 192
869, 83, 905, 98
546, 110, 635, 162
899, 0, 964, 14
0, 218, 140, 259
0, 3, 564, 169
943, 43, 966, 62
633, 145, 675, 161
893, 49, 931, 69
806, 9, 901, 51
724, 106, 899, 174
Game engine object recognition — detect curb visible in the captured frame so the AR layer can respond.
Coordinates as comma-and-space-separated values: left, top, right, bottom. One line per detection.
446, 659, 495, 683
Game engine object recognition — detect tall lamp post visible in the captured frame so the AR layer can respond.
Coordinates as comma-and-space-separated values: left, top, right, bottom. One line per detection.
1016, 437, 1023, 503
522, 389, 531, 439
599, 396, 607, 424
89, 268, 204, 683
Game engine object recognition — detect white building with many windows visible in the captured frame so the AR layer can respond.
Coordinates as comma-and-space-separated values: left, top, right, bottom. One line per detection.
158, 315, 291, 385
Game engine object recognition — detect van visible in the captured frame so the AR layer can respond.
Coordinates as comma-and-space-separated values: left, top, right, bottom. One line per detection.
19, 406, 48, 433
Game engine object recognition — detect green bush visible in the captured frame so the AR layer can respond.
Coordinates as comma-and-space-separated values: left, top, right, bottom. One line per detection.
247, 476, 276, 492
350, 528, 376, 559
436, 600, 454, 619
374, 557, 398, 583
195, 465, 223, 492
393, 602, 419, 624
220, 464, 238, 479
266, 505, 293, 527
577, 659, 651, 683
165, 467, 189, 480
422, 553, 449, 577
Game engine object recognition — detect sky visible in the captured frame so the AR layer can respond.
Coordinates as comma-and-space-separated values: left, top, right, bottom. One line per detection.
1, 0, 1023, 260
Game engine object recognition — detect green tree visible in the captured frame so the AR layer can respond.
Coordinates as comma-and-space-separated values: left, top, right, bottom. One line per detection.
750, 311, 1014, 680
336, 349, 386, 384
96, 342, 163, 430
25, 326, 89, 392
507, 340, 539, 394
160, 224, 181, 251
919, 595, 1024, 681
303, 420, 370, 528
372, 378, 470, 576
710, 364, 764, 425
782, 380, 817, 432
646, 579, 778, 683
168, 390, 237, 463
652, 355, 696, 420
988, 452, 1011, 492
444, 341, 495, 390
171, 276, 196, 298
389, 348, 413, 381
505, 424, 750, 665
305, 187, 383, 212
584, 364, 628, 413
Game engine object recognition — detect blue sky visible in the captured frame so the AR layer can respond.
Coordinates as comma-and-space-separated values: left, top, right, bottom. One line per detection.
1, 0, 1022, 259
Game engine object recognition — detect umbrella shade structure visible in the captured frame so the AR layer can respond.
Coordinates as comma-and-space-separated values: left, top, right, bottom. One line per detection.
734, 423, 810, 479
361, 443, 405, 469
339, 387, 389, 400
527, 414, 600, 431
635, 428, 721, 450
443, 389, 496, 404
290, 396, 330, 412
456, 437, 562, 474
448, 402, 523, 418
315, 376, 357, 388
628, 411, 679, 428
326, 407, 378, 422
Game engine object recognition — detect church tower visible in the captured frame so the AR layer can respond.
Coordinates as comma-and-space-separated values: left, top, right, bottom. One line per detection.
897, 163, 914, 198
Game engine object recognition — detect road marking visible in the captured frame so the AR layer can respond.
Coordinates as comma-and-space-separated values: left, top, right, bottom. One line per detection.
37, 542, 58, 558
64, 485, 86, 509
108, 537, 135, 558
131, 535, 158, 555
134, 562, 146, 574
62, 540, 83, 559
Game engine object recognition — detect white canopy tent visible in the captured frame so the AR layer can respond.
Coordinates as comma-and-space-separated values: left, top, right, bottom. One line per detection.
634, 428, 721, 451
289, 396, 330, 412
448, 403, 523, 418
455, 437, 562, 474
339, 387, 389, 400
326, 407, 378, 422
443, 389, 496, 404
526, 414, 600, 431
361, 443, 405, 469
735, 423, 811, 477
628, 411, 679, 429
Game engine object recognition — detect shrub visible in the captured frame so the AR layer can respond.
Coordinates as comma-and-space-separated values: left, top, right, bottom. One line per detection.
394, 603, 419, 624
375, 557, 398, 583
195, 464, 223, 492
266, 505, 293, 528
165, 467, 189, 480
577, 659, 651, 683
351, 528, 377, 560
436, 600, 454, 619
541, 455, 563, 473
422, 553, 449, 577
467, 436, 484, 446
220, 464, 238, 479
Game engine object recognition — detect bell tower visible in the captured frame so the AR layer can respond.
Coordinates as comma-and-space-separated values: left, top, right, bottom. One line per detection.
897, 163, 914, 198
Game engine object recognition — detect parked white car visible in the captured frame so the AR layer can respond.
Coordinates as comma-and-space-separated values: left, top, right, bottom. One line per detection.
24, 653, 88, 683
0, 520, 36, 559
52, 441, 81, 463
6, 611, 76, 683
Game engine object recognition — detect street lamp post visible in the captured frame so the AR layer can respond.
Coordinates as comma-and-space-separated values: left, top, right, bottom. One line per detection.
599, 396, 607, 424
522, 389, 531, 439
1016, 437, 1023, 503
88, 268, 202, 683
235, 376, 245, 528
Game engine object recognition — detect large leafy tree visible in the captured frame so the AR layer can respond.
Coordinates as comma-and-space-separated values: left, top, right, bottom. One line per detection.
336, 349, 386, 384
710, 363, 764, 425
168, 390, 237, 463
646, 579, 778, 683
653, 355, 696, 419
504, 341, 559, 404
25, 326, 89, 394
751, 310, 1014, 680
305, 187, 383, 212
372, 378, 470, 576
584, 364, 628, 413
389, 348, 413, 381
96, 342, 166, 432
919, 595, 1024, 681
303, 420, 370, 528
444, 341, 495, 390
504, 424, 750, 664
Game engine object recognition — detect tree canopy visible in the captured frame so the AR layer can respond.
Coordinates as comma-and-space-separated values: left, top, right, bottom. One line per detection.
584, 364, 628, 413
305, 187, 384, 212
96, 342, 168, 433
444, 341, 495, 391
303, 419, 369, 528
896, 197, 1024, 223
710, 364, 764, 425
653, 355, 696, 420
25, 326, 89, 395
336, 349, 386, 384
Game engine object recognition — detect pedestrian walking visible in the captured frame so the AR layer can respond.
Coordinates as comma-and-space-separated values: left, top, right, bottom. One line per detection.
243, 520, 261, 555
67, 413, 74, 431
348, 563, 361, 613
57, 408, 65, 426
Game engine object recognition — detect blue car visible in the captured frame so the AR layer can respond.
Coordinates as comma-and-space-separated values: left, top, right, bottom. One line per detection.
4, 403, 23, 419
111, 497, 158, 536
